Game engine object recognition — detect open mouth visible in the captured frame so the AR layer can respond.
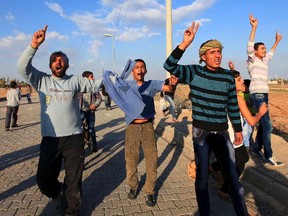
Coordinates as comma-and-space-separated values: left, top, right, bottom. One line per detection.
55, 65, 62, 72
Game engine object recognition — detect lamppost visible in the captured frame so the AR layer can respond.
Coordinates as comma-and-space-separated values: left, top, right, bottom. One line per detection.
99, 60, 104, 74
104, 33, 115, 73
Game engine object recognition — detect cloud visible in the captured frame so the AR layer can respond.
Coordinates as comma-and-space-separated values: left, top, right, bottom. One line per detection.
0, 30, 68, 59
46, 31, 69, 40
41, 0, 218, 71
5, 12, 15, 21
45, 0, 217, 44
45, 2, 66, 17
0, 32, 29, 49
88, 39, 104, 57
117, 26, 160, 41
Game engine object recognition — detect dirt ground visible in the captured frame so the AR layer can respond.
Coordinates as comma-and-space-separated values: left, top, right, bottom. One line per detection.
1, 85, 287, 140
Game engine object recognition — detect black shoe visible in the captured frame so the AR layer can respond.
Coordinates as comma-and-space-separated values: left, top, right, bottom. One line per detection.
92, 146, 98, 153
145, 195, 156, 207
5, 128, 9, 131
127, 189, 137, 200
11, 124, 18, 128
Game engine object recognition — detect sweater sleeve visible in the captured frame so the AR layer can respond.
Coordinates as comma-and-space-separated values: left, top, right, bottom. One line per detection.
163, 46, 195, 84
17, 45, 45, 89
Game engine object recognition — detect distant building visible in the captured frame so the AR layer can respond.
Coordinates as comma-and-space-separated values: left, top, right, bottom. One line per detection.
268, 80, 278, 85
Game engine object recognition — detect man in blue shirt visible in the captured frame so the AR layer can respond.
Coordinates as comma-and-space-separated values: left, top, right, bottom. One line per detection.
104, 59, 177, 207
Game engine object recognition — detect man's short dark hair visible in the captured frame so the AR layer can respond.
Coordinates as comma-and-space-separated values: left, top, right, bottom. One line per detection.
82, 71, 93, 78
10, 80, 17, 89
49, 51, 69, 68
232, 70, 240, 78
254, 42, 265, 51
134, 59, 146, 69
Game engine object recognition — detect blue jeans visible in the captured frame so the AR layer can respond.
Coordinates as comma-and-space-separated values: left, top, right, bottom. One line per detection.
251, 93, 273, 159
192, 127, 248, 216
80, 110, 97, 148
165, 95, 177, 119
242, 118, 253, 148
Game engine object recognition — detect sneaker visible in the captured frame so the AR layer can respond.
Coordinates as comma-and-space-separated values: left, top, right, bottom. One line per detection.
5, 128, 9, 131
127, 189, 137, 200
266, 157, 284, 167
11, 124, 18, 128
250, 150, 265, 160
145, 195, 156, 207
92, 145, 98, 153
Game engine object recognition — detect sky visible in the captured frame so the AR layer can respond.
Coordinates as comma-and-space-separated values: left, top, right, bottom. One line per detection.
1, 0, 288, 82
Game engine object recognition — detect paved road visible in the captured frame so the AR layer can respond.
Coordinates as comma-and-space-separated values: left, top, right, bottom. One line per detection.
0, 95, 287, 215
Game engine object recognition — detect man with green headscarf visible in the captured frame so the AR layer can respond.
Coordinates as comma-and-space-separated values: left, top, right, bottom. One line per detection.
164, 22, 249, 216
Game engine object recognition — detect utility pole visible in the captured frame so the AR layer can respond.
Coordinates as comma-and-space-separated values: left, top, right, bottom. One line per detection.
166, 0, 172, 78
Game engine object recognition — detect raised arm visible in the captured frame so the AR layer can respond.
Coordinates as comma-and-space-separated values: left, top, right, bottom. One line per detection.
248, 14, 258, 41
247, 14, 257, 59
31, 25, 48, 49
270, 31, 283, 53
178, 22, 199, 51
17, 25, 48, 84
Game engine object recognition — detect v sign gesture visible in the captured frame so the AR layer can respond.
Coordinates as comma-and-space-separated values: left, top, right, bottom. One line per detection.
179, 22, 199, 50
31, 25, 48, 49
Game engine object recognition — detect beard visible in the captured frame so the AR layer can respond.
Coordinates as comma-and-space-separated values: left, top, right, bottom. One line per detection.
51, 67, 67, 78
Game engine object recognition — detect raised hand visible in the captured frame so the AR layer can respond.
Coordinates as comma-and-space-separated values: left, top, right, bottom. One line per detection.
31, 25, 48, 49
249, 14, 258, 27
275, 31, 283, 43
228, 61, 235, 71
168, 75, 178, 85
179, 21, 199, 50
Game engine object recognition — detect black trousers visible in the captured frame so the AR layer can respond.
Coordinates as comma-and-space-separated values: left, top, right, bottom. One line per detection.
36, 134, 85, 214
5, 105, 19, 128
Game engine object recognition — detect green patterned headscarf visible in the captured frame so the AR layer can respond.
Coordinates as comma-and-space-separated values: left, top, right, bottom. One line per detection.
199, 39, 223, 64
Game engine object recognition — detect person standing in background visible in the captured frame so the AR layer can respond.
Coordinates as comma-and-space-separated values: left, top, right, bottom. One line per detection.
26, 84, 33, 104
162, 75, 179, 122
79, 71, 102, 153
5, 80, 21, 131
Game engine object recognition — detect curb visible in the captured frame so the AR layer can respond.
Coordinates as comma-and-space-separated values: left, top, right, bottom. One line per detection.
242, 167, 288, 208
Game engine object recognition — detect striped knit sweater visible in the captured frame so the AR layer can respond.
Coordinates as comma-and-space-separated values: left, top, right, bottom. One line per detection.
247, 40, 273, 94
164, 46, 242, 132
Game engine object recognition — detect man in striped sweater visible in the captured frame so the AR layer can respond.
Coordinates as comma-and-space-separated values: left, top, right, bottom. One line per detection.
164, 22, 248, 216
247, 14, 283, 166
